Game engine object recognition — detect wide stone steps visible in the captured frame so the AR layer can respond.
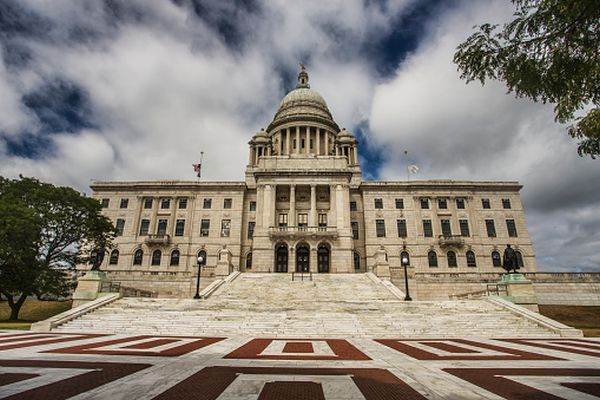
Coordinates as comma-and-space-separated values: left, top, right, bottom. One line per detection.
55, 273, 557, 337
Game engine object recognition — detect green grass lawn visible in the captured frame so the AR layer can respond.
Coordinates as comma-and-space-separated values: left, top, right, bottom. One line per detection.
538, 305, 600, 337
0, 299, 72, 330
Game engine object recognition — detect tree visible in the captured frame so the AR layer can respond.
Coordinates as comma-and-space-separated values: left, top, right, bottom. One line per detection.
0, 176, 115, 321
453, 0, 600, 157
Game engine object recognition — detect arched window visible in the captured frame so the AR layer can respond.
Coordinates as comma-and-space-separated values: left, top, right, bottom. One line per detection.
428, 250, 438, 267
109, 249, 119, 265
133, 249, 143, 265
245, 252, 252, 270
515, 250, 524, 268
170, 249, 180, 266
353, 252, 361, 270
400, 251, 410, 266
151, 250, 162, 266
466, 250, 477, 267
491, 251, 501, 267
447, 251, 457, 268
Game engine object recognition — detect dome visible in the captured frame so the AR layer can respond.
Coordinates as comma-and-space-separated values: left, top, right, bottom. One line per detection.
337, 128, 356, 143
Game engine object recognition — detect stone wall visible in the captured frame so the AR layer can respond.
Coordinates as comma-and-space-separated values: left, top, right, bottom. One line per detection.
100, 270, 216, 298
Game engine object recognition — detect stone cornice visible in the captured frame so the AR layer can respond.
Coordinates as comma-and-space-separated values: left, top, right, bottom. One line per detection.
90, 180, 246, 191
360, 180, 522, 192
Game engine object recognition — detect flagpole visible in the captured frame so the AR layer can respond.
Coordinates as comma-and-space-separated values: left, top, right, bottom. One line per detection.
405, 150, 409, 182
198, 151, 204, 182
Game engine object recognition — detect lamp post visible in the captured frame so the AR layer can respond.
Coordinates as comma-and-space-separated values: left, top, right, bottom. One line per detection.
401, 256, 412, 301
193, 255, 203, 299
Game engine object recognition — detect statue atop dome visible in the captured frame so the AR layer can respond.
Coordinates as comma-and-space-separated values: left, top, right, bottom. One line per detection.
297, 63, 310, 89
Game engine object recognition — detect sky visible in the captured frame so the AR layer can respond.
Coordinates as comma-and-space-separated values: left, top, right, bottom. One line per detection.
0, 0, 598, 272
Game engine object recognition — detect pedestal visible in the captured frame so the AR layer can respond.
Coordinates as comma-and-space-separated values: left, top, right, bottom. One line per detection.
72, 270, 107, 308
500, 273, 538, 312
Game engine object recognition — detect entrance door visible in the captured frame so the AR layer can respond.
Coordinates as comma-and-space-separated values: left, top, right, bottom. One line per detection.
317, 245, 330, 273
275, 245, 288, 273
296, 245, 310, 272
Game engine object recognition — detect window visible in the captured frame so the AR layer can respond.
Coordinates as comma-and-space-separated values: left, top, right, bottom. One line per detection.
203, 198, 212, 209
506, 219, 518, 237
200, 219, 210, 237
249, 201, 256, 211
133, 249, 143, 265
109, 249, 119, 265
456, 198, 465, 209
502, 198, 511, 209
120, 198, 129, 209
459, 219, 470, 237
374, 198, 383, 209
492, 251, 501, 267
160, 198, 171, 209
318, 213, 327, 227
422, 219, 433, 237
175, 219, 185, 236
397, 219, 407, 237
157, 219, 167, 235
223, 198, 232, 209
247, 221, 255, 239
151, 250, 161, 266
349, 201, 357, 212
278, 213, 288, 227
437, 198, 447, 209
466, 250, 477, 267
420, 198, 429, 209
428, 250, 438, 267
516, 250, 524, 268
482, 198, 491, 209
115, 219, 125, 236
376, 219, 386, 237
447, 251, 457, 267
441, 219, 452, 236
170, 249, 180, 266
395, 198, 404, 209
178, 198, 187, 209
354, 252, 361, 270
301, 138, 305, 148
400, 251, 410, 266
245, 252, 252, 270
139, 219, 150, 236
220, 219, 231, 237
297, 213, 308, 228
351, 221, 359, 239
100, 198, 109, 208
485, 219, 496, 237
143, 197, 153, 209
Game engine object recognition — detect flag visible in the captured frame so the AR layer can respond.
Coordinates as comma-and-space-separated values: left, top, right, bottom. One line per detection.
192, 163, 201, 178
408, 164, 419, 174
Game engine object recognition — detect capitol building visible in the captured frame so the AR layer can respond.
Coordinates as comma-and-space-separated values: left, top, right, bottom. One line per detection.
86, 67, 537, 298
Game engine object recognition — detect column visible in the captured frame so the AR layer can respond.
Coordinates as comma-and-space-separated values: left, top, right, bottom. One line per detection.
295, 126, 300, 154
263, 184, 272, 228
256, 185, 265, 228
324, 133, 329, 155
249, 146, 253, 165
271, 184, 277, 228
286, 128, 291, 155
310, 184, 317, 226
306, 127, 310, 154
336, 184, 344, 228
316, 129, 321, 155
289, 185, 296, 227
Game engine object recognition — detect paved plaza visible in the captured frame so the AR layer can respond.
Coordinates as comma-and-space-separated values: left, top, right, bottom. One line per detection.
0, 330, 598, 399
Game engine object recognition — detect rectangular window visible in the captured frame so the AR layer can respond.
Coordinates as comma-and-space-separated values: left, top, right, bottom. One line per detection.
160, 198, 171, 209
157, 219, 167, 235
374, 198, 383, 209
351, 221, 359, 239
437, 198, 447, 209
101, 198, 109, 208
293, 139, 297, 149
395, 198, 404, 209
349, 201, 357, 211
249, 201, 256, 211
441, 219, 452, 236
278, 213, 288, 227
301, 138, 305, 148
139, 219, 150, 235
482, 198, 491, 209
459, 219, 470, 237
376, 219, 386, 237
502, 198, 511, 209
318, 213, 327, 227
200, 219, 210, 237
220, 219, 231, 237
422, 219, 433, 237
178, 198, 187, 209
297, 213, 308, 228
115, 218, 125, 236
420, 198, 429, 209
397, 219, 407, 237
120, 198, 129, 209
143, 197, 153, 209
485, 219, 497, 237
506, 219, 518, 237
456, 198, 465, 209
175, 219, 185, 236
247, 221, 255, 239
203, 198, 212, 209
223, 198, 232, 209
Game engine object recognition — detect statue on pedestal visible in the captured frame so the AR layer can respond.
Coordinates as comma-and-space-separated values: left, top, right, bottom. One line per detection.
502, 244, 520, 274
89, 241, 106, 271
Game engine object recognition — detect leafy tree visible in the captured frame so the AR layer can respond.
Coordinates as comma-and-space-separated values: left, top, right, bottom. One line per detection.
453, 0, 600, 157
0, 176, 115, 321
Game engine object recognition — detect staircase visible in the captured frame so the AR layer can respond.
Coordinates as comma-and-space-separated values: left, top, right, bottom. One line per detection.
55, 273, 558, 337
